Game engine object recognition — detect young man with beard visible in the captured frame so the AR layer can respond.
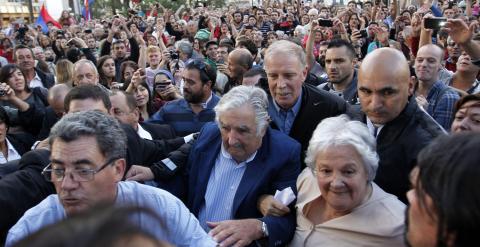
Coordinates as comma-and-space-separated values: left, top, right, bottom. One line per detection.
319, 39, 359, 105
149, 59, 219, 136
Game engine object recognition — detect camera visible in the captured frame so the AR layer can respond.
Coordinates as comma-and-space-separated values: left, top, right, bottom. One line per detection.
169, 50, 179, 60
359, 29, 368, 38
318, 19, 333, 27
424, 17, 447, 30
0, 89, 6, 97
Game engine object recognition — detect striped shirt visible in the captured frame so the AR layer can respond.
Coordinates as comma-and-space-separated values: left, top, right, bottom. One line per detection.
149, 93, 220, 136
198, 144, 257, 231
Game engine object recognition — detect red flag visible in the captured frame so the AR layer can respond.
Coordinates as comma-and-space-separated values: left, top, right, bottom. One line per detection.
39, 4, 62, 29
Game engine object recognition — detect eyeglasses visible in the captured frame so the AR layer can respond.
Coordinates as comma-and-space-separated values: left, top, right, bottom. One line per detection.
42, 157, 118, 182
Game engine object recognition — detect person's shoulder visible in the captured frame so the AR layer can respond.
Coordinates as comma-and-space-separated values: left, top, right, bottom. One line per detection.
162, 98, 188, 110
412, 108, 446, 139
363, 183, 406, 221
268, 128, 300, 149
8, 194, 63, 238
118, 181, 185, 207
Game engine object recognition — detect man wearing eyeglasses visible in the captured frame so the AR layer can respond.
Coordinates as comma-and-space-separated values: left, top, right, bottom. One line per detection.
5, 111, 216, 247
149, 59, 220, 137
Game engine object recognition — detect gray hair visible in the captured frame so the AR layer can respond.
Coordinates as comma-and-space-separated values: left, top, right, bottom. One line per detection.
264, 40, 306, 70
214, 86, 270, 136
305, 115, 379, 182
73, 59, 99, 76
175, 40, 193, 59
49, 110, 127, 161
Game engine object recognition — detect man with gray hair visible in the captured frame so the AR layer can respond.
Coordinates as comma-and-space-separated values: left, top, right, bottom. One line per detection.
264, 40, 348, 166
6, 110, 216, 247
185, 85, 301, 246
72, 59, 109, 93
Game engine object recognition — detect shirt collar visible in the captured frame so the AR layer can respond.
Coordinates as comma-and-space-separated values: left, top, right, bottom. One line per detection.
272, 89, 303, 115
136, 123, 152, 140
220, 143, 257, 165
366, 117, 384, 138
201, 92, 213, 109
5, 138, 17, 152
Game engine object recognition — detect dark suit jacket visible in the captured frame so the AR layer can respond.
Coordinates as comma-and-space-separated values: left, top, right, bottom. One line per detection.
270, 83, 349, 167
34, 68, 55, 89
7, 132, 35, 156
0, 149, 54, 243
354, 98, 445, 203
187, 123, 301, 247
139, 122, 176, 140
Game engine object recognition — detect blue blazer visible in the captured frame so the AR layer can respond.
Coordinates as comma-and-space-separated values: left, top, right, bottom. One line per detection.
186, 122, 301, 247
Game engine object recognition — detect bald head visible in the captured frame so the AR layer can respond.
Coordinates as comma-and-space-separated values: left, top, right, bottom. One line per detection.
228, 48, 253, 79
358, 48, 413, 125
360, 48, 410, 82
48, 84, 71, 117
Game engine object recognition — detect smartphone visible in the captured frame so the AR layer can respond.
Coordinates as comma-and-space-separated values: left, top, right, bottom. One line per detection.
318, 19, 333, 27
84, 29, 92, 34
359, 29, 368, 38
424, 17, 447, 30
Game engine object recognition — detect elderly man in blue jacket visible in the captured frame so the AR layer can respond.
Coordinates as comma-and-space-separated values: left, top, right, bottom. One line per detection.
186, 85, 301, 247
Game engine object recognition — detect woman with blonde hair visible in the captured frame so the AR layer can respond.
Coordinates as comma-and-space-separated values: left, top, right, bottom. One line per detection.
55, 59, 74, 86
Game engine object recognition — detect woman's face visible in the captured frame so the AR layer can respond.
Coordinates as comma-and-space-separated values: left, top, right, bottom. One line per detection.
102, 59, 116, 78
7, 69, 26, 92
349, 14, 360, 29
315, 145, 370, 213
451, 101, 480, 133
405, 167, 438, 247
221, 23, 229, 33
314, 30, 323, 42
123, 66, 135, 82
130, 24, 138, 33
62, 11, 69, 18
134, 84, 149, 107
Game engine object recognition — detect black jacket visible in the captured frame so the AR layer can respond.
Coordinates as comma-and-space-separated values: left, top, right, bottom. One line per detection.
139, 122, 176, 140
355, 98, 445, 203
0, 149, 53, 243
34, 68, 55, 89
270, 83, 350, 167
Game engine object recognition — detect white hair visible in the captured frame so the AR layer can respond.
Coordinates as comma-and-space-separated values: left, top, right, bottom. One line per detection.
305, 115, 379, 182
264, 40, 306, 70
73, 59, 98, 76
214, 86, 269, 136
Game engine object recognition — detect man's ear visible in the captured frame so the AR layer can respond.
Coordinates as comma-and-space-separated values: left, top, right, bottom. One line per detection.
408, 76, 416, 96
112, 158, 126, 181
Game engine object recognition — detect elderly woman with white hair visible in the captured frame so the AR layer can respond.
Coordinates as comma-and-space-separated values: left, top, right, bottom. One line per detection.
289, 115, 406, 247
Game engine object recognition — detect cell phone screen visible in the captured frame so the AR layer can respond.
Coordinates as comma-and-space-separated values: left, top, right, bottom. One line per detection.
424, 18, 447, 30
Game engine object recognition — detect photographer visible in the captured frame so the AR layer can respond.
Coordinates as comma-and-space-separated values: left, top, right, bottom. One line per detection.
0, 64, 48, 134
100, 16, 140, 82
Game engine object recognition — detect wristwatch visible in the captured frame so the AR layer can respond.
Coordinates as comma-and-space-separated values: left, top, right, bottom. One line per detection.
472, 58, 480, 67
261, 221, 269, 238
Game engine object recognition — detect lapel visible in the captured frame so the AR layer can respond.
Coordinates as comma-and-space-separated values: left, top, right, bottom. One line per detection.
231, 129, 271, 215
290, 85, 312, 138
377, 98, 416, 147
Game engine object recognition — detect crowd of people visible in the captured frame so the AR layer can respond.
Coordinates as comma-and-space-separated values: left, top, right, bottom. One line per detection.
0, 0, 480, 246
